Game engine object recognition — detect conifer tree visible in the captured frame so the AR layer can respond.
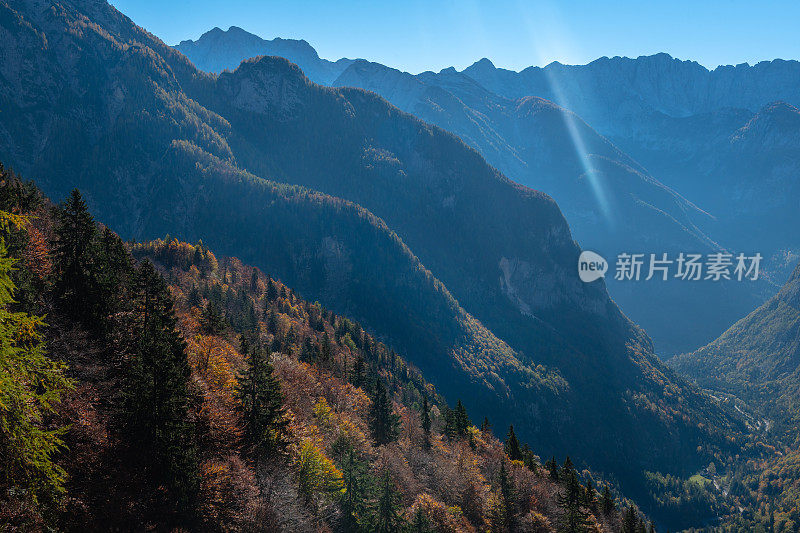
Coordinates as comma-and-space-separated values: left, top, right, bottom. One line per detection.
420, 397, 431, 443
121, 260, 198, 517
584, 479, 597, 510
601, 484, 616, 515
350, 353, 366, 387
409, 507, 434, 533
0, 237, 73, 502
481, 416, 491, 433
249, 269, 259, 294
53, 189, 99, 326
498, 460, 517, 529
546, 456, 560, 481
200, 300, 226, 335
370, 380, 399, 446
561, 456, 574, 479
505, 425, 523, 461
558, 468, 590, 532
319, 331, 333, 367
622, 506, 640, 533
334, 439, 370, 531
372, 471, 403, 533
236, 343, 290, 460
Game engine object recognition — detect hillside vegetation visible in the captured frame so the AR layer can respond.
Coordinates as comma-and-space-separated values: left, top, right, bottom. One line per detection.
0, 167, 656, 531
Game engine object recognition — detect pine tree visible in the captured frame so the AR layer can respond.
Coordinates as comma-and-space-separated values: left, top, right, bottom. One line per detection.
350, 352, 366, 387
372, 472, 403, 533
236, 343, 290, 460
622, 506, 640, 533
546, 456, 560, 481
420, 397, 431, 444
409, 507, 434, 532
498, 460, 517, 530
444, 400, 470, 440
584, 479, 597, 510
561, 456, 574, 479
481, 416, 491, 433
335, 440, 370, 531
319, 331, 332, 367
94, 227, 134, 335
558, 468, 590, 532
53, 189, 99, 326
370, 380, 399, 446
121, 260, 198, 518
200, 300, 226, 335
601, 484, 615, 515
0, 237, 73, 502
249, 269, 259, 294
505, 425, 522, 461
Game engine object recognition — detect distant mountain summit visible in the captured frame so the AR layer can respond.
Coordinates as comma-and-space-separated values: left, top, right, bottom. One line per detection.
174, 27, 791, 355
175, 26, 353, 84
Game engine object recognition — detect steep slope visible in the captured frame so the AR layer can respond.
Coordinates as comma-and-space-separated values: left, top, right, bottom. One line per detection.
0, 0, 748, 521
462, 55, 800, 282
175, 26, 353, 83
461, 53, 800, 136
0, 168, 640, 531
671, 260, 800, 438
177, 30, 768, 354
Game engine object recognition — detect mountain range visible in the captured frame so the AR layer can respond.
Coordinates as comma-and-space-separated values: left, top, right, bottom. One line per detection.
175, 27, 795, 355
0, 0, 750, 524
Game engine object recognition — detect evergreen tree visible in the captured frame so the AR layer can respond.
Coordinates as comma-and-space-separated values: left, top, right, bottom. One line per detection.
584, 479, 597, 510
336, 441, 370, 531
558, 468, 590, 532
622, 506, 640, 533
561, 456, 574, 480
408, 507, 434, 533
601, 484, 615, 515
0, 238, 73, 502
546, 456, 560, 481
372, 472, 403, 533
53, 189, 99, 326
444, 400, 470, 440
94, 227, 134, 335
370, 380, 399, 446
236, 343, 290, 460
420, 397, 431, 444
121, 260, 198, 518
200, 300, 226, 335
481, 416, 491, 433
266, 278, 278, 301
505, 425, 523, 461
350, 352, 366, 387
249, 269, 259, 294
498, 460, 517, 530
319, 331, 333, 367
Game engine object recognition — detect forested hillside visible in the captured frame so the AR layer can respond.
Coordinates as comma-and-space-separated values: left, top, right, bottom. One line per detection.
0, 5, 752, 515
0, 166, 659, 531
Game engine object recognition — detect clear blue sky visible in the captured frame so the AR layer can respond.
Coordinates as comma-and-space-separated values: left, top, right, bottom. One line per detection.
109, 0, 800, 74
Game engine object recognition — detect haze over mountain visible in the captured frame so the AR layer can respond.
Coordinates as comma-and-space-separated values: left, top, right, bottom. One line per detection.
671, 258, 800, 439
0, 0, 750, 523
175, 27, 782, 355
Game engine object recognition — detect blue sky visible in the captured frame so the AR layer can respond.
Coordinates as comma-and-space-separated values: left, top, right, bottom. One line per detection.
110, 0, 800, 74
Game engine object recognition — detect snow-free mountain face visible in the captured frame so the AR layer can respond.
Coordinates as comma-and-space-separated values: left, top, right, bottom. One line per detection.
460, 54, 800, 274
0, 1, 749, 524
671, 259, 800, 440
175, 29, 777, 355
175, 26, 353, 84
